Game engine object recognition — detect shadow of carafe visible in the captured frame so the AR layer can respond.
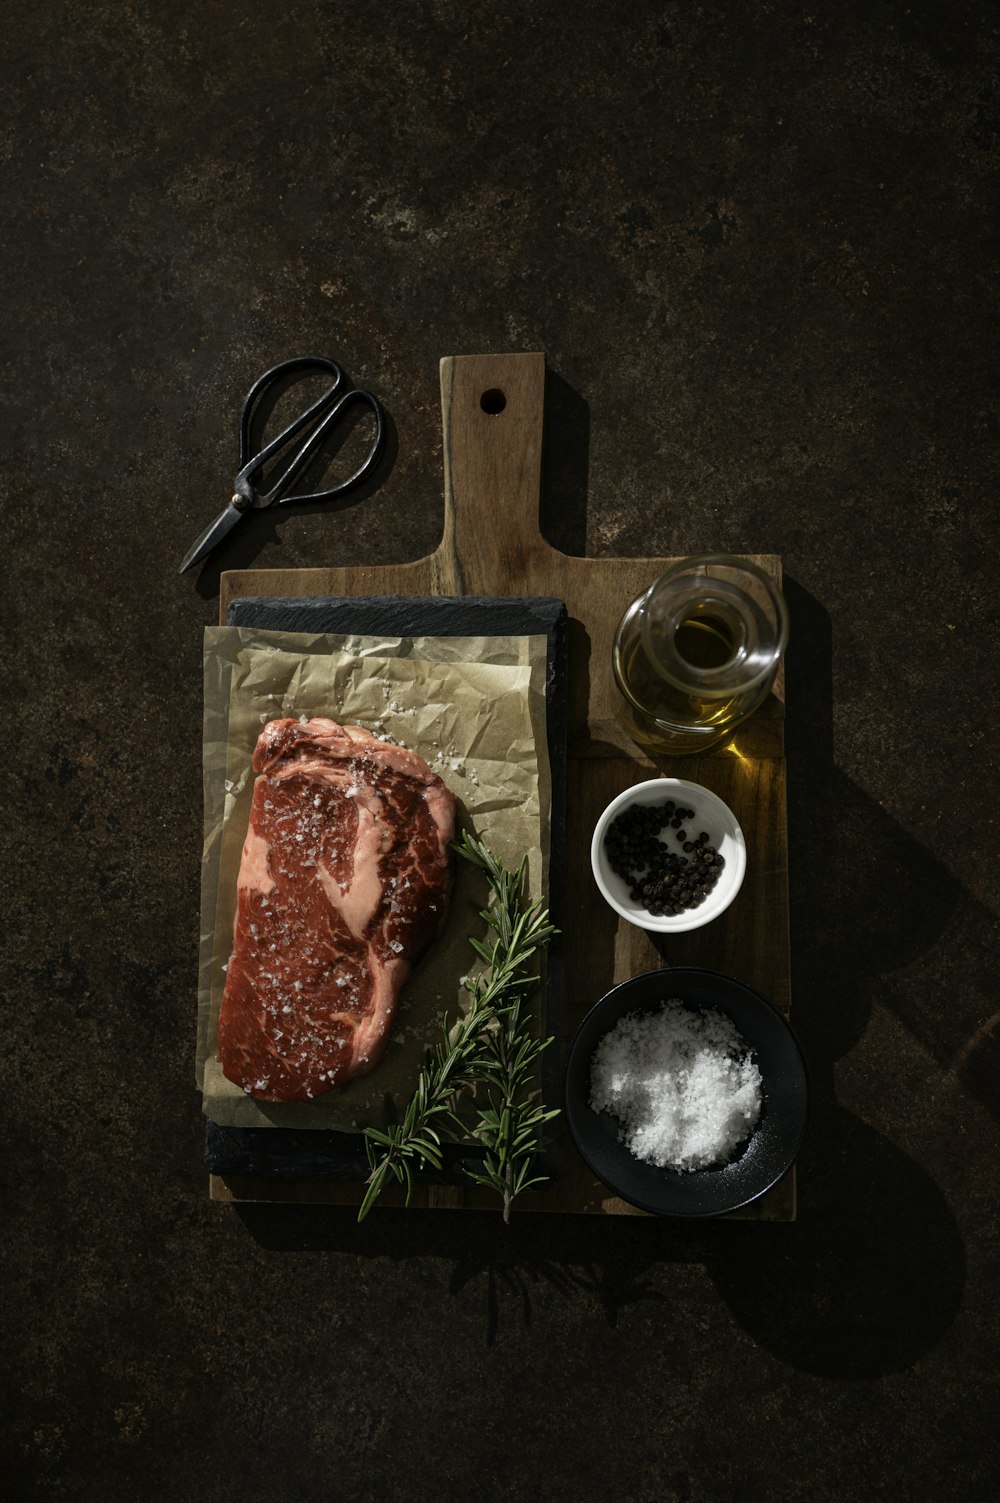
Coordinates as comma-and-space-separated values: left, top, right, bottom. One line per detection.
704, 577, 970, 1375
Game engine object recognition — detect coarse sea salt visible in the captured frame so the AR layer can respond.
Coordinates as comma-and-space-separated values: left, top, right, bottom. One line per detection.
589, 999, 763, 1172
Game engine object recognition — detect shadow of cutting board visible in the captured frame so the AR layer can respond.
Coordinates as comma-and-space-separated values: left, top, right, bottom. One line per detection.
211, 351, 794, 1219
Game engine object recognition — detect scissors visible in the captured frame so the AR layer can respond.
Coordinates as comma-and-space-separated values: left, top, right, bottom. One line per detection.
178, 355, 385, 574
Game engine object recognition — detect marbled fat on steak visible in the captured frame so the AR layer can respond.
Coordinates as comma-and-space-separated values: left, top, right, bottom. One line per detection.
218, 718, 457, 1102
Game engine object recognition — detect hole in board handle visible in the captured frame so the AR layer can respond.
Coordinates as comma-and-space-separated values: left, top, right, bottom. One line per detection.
480, 388, 507, 415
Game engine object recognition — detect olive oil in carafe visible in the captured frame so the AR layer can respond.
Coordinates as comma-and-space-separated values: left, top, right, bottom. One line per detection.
612, 556, 790, 756
617, 627, 744, 739
673, 613, 737, 671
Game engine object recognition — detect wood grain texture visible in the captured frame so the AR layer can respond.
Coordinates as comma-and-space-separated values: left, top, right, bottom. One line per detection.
211, 351, 794, 1219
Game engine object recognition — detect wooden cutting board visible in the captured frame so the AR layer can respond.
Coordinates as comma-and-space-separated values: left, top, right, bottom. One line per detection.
210, 351, 794, 1219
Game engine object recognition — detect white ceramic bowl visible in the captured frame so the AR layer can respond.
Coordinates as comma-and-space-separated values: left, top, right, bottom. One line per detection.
590, 777, 746, 933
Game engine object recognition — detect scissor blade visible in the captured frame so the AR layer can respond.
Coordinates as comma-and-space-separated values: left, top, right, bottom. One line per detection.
178, 502, 246, 575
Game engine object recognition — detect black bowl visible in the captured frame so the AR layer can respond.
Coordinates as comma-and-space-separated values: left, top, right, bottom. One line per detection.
564, 967, 809, 1218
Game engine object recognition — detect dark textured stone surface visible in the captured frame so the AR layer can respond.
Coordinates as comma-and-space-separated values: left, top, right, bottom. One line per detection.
2, 2, 998, 1499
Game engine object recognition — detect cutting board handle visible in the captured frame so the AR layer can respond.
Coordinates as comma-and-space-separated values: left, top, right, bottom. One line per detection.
435, 352, 551, 595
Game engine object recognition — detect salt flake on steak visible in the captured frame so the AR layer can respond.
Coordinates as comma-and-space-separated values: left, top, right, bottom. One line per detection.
218, 718, 457, 1102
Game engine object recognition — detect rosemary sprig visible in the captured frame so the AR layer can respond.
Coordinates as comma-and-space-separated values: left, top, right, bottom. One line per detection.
455, 834, 560, 1223
357, 984, 491, 1221
358, 831, 558, 1222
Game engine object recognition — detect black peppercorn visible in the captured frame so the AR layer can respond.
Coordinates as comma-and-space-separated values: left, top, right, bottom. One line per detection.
604, 797, 728, 920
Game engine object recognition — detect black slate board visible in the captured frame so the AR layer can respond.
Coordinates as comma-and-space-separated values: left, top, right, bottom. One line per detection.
204, 594, 568, 1185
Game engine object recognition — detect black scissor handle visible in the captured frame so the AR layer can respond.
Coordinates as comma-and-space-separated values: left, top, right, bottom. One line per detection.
234, 355, 385, 508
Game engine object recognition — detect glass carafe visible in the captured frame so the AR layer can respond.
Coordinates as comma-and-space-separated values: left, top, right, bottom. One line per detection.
612, 554, 789, 756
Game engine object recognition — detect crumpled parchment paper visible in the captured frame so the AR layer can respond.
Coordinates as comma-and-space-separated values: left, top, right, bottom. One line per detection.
196, 625, 551, 1132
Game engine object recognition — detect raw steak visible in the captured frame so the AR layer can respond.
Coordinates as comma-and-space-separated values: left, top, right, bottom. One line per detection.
218, 718, 457, 1102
